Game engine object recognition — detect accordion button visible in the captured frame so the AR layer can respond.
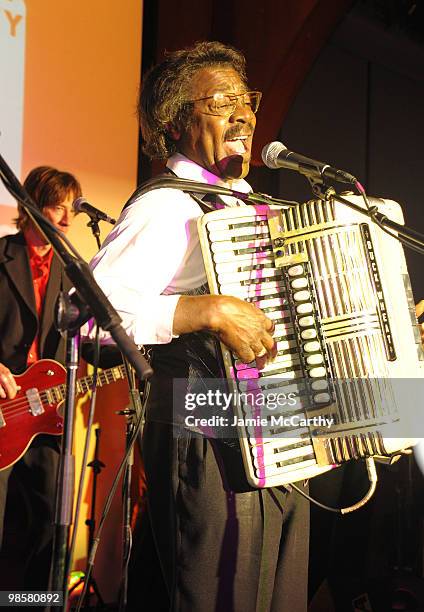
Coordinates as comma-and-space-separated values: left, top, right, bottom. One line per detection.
309, 366, 326, 378
296, 303, 313, 315
313, 392, 331, 404
304, 341, 320, 352
291, 277, 308, 289
307, 354, 324, 365
311, 379, 328, 391
288, 265, 303, 277
299, 315, 314, 327
294, 290, 310, 302
301, 328, 317, 340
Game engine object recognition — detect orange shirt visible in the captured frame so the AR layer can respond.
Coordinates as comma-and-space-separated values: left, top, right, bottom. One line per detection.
25, 240, 54, 365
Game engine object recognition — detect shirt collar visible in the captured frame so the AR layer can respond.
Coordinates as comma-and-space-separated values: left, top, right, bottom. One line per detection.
167, 153, 251, 207
24, 231, 54, 266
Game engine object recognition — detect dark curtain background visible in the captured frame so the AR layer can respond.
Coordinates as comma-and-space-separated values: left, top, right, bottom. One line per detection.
139, 0, 354, 171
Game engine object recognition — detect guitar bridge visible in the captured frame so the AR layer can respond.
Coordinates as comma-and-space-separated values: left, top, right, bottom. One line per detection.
26, 388, 44, 416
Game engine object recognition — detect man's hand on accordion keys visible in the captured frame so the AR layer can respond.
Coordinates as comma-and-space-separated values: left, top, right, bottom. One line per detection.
205, 295, 277, 366
173, 294, 277, 367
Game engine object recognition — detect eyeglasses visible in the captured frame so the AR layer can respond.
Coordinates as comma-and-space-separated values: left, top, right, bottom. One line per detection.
188, 91, 262, 117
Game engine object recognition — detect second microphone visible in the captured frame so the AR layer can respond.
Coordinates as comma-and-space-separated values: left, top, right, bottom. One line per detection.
73, 197, 116, 225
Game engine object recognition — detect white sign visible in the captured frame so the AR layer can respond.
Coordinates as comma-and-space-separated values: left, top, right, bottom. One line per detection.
0, 0, 26, 206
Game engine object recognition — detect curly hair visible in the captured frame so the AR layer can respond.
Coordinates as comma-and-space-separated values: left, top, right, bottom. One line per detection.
138, 41, 248, 160
15, 166, 82, 230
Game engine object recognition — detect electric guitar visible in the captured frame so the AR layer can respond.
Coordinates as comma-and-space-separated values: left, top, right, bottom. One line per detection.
0, 359, 126, 471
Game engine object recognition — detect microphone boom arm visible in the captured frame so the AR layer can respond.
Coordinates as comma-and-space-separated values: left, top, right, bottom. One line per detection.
333, 192, 424, 250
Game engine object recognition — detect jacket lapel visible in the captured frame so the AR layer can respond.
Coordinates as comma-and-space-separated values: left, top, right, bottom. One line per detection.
0, 233, 37, 320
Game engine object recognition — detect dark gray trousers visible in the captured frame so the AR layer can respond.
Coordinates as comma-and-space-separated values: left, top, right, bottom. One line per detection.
129, 421, 309, 612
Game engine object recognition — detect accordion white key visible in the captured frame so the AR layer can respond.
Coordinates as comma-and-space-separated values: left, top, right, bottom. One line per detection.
197, 195, 424, 487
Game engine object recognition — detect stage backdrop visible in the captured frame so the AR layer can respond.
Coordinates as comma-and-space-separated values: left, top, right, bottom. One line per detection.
0, 0, 142, 602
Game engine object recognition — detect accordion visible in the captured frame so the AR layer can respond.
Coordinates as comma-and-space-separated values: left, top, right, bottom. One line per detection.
197, 195, 424, 488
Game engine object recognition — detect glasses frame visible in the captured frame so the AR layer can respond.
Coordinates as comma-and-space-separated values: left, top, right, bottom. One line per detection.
187, 90, 262, 117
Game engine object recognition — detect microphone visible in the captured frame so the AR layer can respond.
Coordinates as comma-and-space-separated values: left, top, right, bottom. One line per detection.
73, 197, 116, 225
261, 141, 357, 185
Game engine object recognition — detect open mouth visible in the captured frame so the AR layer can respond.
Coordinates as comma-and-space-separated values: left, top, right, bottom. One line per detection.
224, 135, 250, 155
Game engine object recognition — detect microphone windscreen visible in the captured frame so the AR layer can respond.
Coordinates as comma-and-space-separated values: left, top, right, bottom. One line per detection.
72, 197, 89, 214
261, 141, 288, 169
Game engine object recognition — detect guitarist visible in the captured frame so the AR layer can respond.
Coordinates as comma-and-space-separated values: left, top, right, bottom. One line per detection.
0, 166, 82, 591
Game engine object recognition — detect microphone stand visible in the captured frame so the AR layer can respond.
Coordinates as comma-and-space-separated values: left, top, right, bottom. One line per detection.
84, 209, 116, 249
0, 153, 153, 612
333, 193, 424, 250
118, 359, 145, 612
305, 176, 424, 251
84, 428, 106, 607
49, 324, 79, 612
64, 213, 109, 608
68, 427, 105, 608
87, 218, 102, 250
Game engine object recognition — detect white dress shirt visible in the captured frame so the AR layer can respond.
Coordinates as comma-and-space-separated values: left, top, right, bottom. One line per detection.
90, 154, 251, 345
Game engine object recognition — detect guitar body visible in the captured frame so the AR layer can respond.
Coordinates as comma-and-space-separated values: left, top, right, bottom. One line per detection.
0, 360, 65, 471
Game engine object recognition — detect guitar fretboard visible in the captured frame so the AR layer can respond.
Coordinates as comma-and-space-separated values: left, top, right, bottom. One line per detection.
46, 364, 127, 404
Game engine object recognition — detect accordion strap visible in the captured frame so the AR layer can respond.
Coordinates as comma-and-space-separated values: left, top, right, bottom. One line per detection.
122, 169, 235, 214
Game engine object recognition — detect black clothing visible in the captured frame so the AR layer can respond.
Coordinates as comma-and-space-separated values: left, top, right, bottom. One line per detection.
128, 330, 309, 611
0, 232, 70, 590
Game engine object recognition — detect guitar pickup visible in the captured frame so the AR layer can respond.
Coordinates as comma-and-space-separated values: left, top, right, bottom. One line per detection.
0, 409, 4, 428
26, 388, 44, 416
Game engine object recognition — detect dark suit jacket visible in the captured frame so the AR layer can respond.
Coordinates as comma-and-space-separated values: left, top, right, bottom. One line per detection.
0, 232, 71, 374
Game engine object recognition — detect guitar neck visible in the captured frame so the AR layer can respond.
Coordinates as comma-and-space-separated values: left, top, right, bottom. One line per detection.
55, 364, 127, 401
